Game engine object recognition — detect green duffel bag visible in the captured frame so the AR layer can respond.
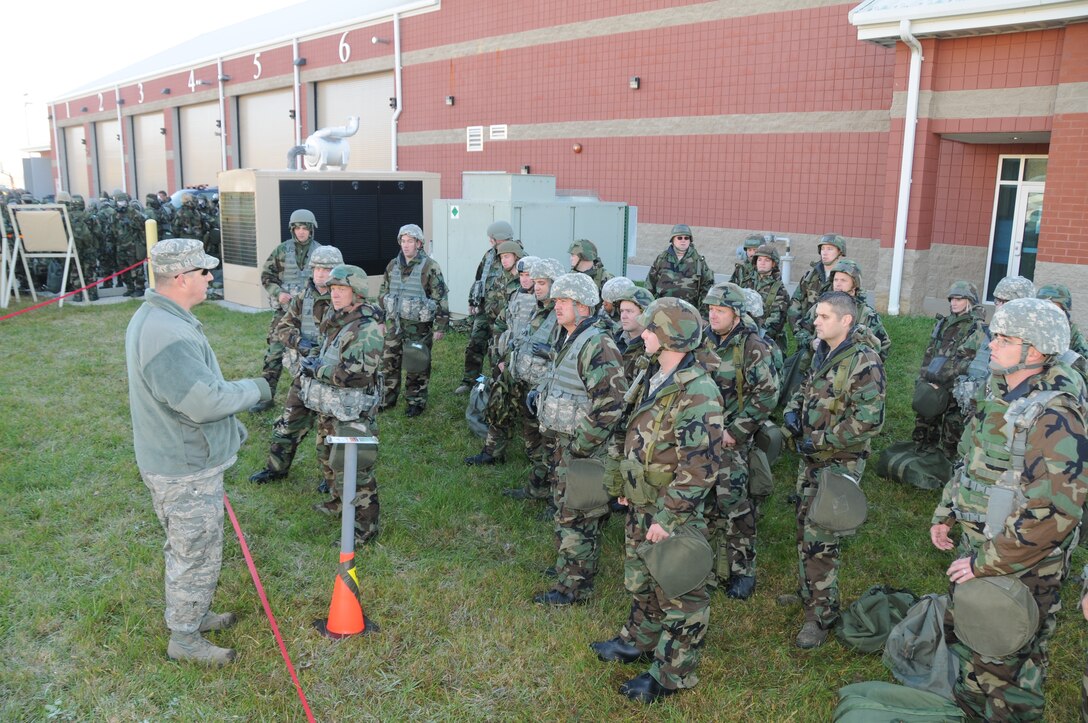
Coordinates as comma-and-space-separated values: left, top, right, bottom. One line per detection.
748, 446, 774, 499
637, 525, 713, 599
876, 441, 953, 491
912, 379, 951, 419
834, 681, 965, 722
564, 457, 611, 512
836, 584, 919, 654
808, 468, 867, 534
952, 575, 1040, 659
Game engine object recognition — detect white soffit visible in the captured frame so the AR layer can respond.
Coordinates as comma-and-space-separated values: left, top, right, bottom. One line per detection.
850, 0, 1088, 44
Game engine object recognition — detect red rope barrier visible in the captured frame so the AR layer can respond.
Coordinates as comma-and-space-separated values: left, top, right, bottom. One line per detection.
0, 259, 147, 321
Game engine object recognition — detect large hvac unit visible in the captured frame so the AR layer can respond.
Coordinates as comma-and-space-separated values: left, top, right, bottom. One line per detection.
218, 169, 441, 308
432, 173, 634, 316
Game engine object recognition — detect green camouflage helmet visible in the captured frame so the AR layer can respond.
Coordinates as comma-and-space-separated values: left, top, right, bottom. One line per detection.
113, 191, 130, 203
289, 208, 318, 228
818, 233, 847, 255
326, 264, 369, 298
568, 238, 599, 262
638, 297, 703, 352
550, 272, 600, 307
486, 220, 514, 241
669, 223, 693, 242
704, 281, 747, 311
992, 275, 1034, 302
403, 340, 430, 374
602, 277, 654, 309
496, 240, 526, 258
744, 233, 765, 250
754, 244, 780, 265
947, 280, 980, 304
1036, 283, 1073, 312
530, 258, 566, 281
831, 258, 863, 290
990, 297, 1070, 355
398, 223, 424, 242
309, 245, 344, 269
742, 288, 764, 318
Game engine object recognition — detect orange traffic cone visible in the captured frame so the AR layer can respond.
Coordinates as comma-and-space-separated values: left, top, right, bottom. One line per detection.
313, 552, 375, 638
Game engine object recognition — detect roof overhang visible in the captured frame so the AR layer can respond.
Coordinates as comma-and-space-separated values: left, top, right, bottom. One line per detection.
850, 0, 1088, 46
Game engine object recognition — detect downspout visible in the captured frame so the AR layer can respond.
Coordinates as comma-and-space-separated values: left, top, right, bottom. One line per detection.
293, 37, 303, 169
115, 86, 127, 194
888, 19, 923, 316
50, 103, 62, 193
391, 13, 403, 171
217, 57, 228, 171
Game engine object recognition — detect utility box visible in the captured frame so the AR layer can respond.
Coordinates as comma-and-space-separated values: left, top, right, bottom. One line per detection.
218, 168, 441, 308
432, 172, 632, 316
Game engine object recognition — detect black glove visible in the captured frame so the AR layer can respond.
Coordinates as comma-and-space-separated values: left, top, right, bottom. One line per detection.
300, 356, 321, 378
531, 342, 553, 359
796, 438, 818, 459
525, 389, 540, 417
784, 411, 802, 438
297, 338, 316, 353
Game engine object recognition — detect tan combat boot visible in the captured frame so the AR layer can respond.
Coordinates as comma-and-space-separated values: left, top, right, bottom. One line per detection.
198, 611, 237, 632
167, 631, 236, 666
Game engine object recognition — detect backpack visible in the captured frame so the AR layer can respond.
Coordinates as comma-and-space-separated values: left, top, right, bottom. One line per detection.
883, 593, 958, 700
834, 681, 965, 722
836, 584, 918, 654
876, 441, 953, 491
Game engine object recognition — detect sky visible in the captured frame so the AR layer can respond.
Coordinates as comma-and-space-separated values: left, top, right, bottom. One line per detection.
0, 1, 300, 190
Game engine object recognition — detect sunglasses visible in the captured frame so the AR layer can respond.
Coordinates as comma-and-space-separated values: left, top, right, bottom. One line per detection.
177, 268, 212, 279
674, 235, 691, 241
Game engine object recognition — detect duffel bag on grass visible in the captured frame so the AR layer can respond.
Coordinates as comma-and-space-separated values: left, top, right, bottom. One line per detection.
876, 441, 953, 491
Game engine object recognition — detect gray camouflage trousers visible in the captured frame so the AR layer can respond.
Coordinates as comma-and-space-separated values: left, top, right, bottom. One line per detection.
141, 458, 233, 633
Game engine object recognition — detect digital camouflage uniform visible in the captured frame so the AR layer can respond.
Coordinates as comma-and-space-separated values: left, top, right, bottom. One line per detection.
645, 228, 715, 310
609, 297, 724, 691
787, 233, 845, 334
704, 293, 780, 590
537, 275, 627, 601
379, 248, 449, 409
931, 298, 1088, 721
785, 321, 886, 630
308, 269, 386, 541
729, 234, 764, 290
114, 194, 147, 294
1037, 283, 1088, 358
913, 282, 989, 460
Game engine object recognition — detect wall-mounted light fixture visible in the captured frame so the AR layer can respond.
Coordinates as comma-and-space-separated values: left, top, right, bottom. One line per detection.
372, 36, 390, 44
159, 127, 167, 135
80, 106, 88, 113
389, 97, 398, 110
572, 143, 583, 154
445, 95, 455, 106
629, 76, 640, 90
293, 57, 307, 67
80, 138, 87, 145
218, 74, 231, 82
521, 165, 531, 175
161, 88, 171, 95
288, 109, 296, 119
194, 79, 210, 86
116, 98, 125, 105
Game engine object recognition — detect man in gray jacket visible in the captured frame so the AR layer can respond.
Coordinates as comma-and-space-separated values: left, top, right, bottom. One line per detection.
126, 238, 271, 666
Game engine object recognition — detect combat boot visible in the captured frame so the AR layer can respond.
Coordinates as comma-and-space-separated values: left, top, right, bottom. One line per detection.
532, 589, 582, 606
464, 451, 503, 465
502, 487, 535, 500
248, 399, 275, 413
795, 620, 829, 649
406, 403, 424, 417
725, 575, 756, 600
618, 672, 677, 704
453, 383, 470, 395
249, 468, 286, 484
167, 631, 236, 666
590, 637, 651, 664
198, 611, 237, 632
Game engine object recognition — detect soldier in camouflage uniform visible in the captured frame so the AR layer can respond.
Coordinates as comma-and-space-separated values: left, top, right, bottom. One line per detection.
482, 241, 525, 367
913, 281, 989, 460
530, 273, 627, 605
746, 245, 789, 349
92, 193, 119, 287
1037, 283, 1088, 357
788, 233, 846, 334
172, 193, 204, 244
248, 245, 343, 486
795, 259, 891, 361
592, 297, 724, 703
157, 191, 177, 235
252, 209, 325, 412
57, 192, 99, 300
113, 192, 148, 296
729, 233, 765, 288
379, 224, 449, 417
144, 193, 172, 240
782, 291, 886, 648
569, 238, 615, 292
203, 197, 220, 258
457, 221, 514, 393
930, 297, 1088, 721
305, 265, 386, 543
602, 277, 655, 380
645, 224, 715, 310
703, 282, 780, 600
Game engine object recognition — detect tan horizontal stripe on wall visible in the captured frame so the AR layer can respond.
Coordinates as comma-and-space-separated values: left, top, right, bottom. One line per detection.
399, 109, 890, 146
1055, 82, 1088, 115
890, 85, 1070, 120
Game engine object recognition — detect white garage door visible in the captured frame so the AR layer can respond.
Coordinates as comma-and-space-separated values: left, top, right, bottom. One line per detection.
179, 102, 221, 187
238, 89, 295, 170
64, 126, 89, 199
133, 112, 167, 201
95, 119, 123, 195
316, 73, 394, 171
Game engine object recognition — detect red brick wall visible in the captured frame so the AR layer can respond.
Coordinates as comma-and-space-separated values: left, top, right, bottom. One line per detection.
929, 29, 1064, 92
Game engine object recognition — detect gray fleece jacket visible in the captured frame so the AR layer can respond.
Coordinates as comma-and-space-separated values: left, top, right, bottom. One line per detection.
126, 290, 271, 475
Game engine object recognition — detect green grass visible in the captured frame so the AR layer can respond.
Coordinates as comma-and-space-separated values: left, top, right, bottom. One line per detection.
1, 301, 1085, 721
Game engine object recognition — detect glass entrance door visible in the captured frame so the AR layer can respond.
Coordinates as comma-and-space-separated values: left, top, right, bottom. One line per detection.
984, 156, 1046, 301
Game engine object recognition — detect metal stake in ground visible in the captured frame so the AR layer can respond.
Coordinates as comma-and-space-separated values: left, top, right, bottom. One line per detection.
314, 434, 379, 638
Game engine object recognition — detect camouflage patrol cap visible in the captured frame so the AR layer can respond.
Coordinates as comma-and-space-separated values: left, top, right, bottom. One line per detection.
550, 272, 600, 307
486, 220, 514, 241
704, 281, 747, 311
754, 244, 780, 264
568, 238, 599, 262
397, 223, 424, 242
947, 280, 980, 304
742, 288, 764, 318
669, 223, 693, 241
530, 258, 566, 282
150, 238, 218, 275
55, 191, 72, 203
831, 259, 863, 290
1036, 283, 1073, 312
744, 233, 765, 250
992, 275, 1034, 302
990, 297, 1070, 355
496, 240, 526, 258
327, 264, 369, 299
309, 245, 344, 269
818, 233, 847, 255
289, 208, 318, 228
638, 297, 703, 352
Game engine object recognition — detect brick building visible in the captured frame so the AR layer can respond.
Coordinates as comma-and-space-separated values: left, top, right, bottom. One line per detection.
48, 0, 1088, 320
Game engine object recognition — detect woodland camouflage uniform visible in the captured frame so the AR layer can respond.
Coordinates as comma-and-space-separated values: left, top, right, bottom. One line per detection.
461, 224, 515, 388
746, 245, 789, 349
787, 233, 846, 333
645, 225, 715, 310
728, 234, 764, 290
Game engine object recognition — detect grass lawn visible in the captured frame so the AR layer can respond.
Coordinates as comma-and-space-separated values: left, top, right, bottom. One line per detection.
1, 298, 1085, 721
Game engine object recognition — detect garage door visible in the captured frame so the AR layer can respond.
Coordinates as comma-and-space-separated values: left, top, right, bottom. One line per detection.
238, 89, 295, 170
179, 102, 221, 187
95, 119, 123, 195
315, 73, 394, 171
64, 126, 90, 199
133, 112, 167, 201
